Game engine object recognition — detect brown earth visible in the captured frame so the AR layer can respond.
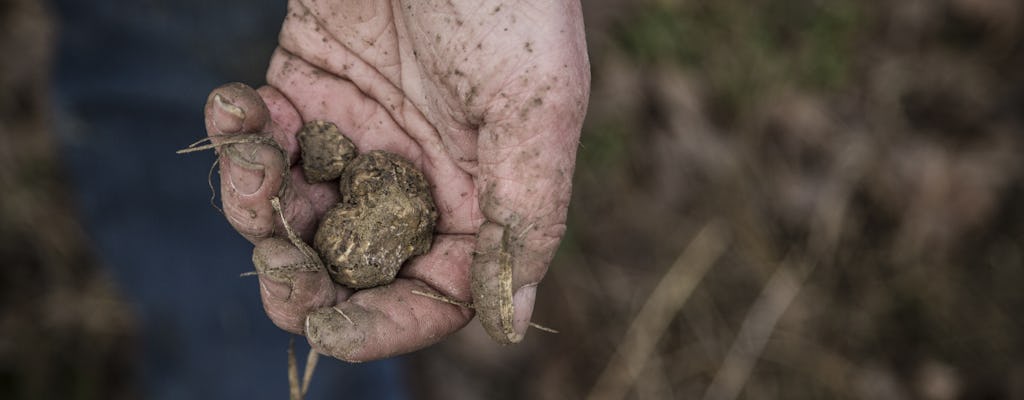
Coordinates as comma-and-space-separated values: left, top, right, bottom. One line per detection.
0, 1, 135, 399
7, 1, 1024, 399
409, 1, 1024, 399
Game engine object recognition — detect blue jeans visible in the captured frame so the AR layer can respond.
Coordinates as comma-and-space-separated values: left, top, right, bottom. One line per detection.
51, 1, 408, 398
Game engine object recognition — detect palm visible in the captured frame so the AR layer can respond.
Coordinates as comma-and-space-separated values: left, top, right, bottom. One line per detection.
206, 0, 588, 361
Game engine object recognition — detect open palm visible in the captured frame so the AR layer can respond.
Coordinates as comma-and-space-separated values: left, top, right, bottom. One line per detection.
204, 0, 589, 361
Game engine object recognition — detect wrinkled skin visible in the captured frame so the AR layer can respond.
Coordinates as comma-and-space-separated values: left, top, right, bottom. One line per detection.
204, 0, 589, 362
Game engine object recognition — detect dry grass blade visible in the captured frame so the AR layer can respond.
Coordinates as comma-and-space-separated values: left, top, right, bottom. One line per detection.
587, 222, 730, 400
270, 196, 324, 399
409, 289, 559, 333
411, 289, 473, 308
207, 158, 222, 213
301, 350, 319, 396
288, 338, 301, 400
701, 261, 812, 400
270, 197, 321, 263
699, 147, 856, 400
332, 306, 355, 325
285, 338, 319, 400
175, 135, 278, 154
528, 323, 559, 334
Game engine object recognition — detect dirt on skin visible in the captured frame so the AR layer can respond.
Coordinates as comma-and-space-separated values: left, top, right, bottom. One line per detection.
301, 121, 438, 289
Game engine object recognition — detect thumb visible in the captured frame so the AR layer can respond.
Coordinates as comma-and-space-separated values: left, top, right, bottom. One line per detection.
470, 58, 590, 344
252, 238, 339, 334
472, 220, 562, 344
445, 0, 588, 344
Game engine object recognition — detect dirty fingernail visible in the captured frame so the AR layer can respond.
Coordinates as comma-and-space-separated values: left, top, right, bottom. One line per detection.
509, 284, 537, 343
305, 307, 366, 362
213, 94, 246, 133
224, 145, 266, 195
260, 278, 293, 301
253, 251, 293, 301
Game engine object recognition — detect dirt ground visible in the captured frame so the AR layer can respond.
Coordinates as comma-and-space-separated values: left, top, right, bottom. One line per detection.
409, 1, 1024, 399
4, 0, 1024, 399
0, 1, 135, 399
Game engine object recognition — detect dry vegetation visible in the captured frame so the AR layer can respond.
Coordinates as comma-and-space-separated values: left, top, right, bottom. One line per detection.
0, 1, 134, 398
4, 0, 1023, 399
410, 1, 1024, 399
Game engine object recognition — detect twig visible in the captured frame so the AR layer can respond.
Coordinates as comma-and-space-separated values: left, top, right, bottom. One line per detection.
587, 222, 730, 400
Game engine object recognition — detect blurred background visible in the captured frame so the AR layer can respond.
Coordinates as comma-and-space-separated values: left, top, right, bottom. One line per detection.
2, 0, 1023, 399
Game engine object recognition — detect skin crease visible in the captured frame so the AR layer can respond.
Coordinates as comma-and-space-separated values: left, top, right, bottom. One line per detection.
204, 0, 589, 362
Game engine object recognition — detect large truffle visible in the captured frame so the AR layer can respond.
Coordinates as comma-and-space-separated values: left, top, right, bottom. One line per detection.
312, 150, 438, 289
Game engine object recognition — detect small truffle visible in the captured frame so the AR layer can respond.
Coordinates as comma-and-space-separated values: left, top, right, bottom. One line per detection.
297, 120, 358, 182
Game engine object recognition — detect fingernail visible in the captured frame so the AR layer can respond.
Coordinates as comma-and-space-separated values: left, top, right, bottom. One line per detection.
224, 145, 265, 195
260, 279, 293, 301
509, 284, 537, 343
305, 307, 366, 362
213, 94, 246, 133
253, 251, 293, 301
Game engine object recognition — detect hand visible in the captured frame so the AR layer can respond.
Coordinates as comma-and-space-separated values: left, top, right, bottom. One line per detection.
203, 0, 589, 361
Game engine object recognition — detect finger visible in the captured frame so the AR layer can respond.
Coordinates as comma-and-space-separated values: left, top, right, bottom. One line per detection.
205, 83, 288, 241
262, 84, 344, 236
256, 86, 304, 164
306, 280, 473, 362
205, 83, 304, 163
470, 4, 591, 344
205, 82, 270, 136
253, 238, 342, 334
305, 235, 474, 362
397, 234, 474, 303
205, 83, 330, 242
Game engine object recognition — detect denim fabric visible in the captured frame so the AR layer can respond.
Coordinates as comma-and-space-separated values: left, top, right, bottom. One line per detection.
51, 1, 408, 398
